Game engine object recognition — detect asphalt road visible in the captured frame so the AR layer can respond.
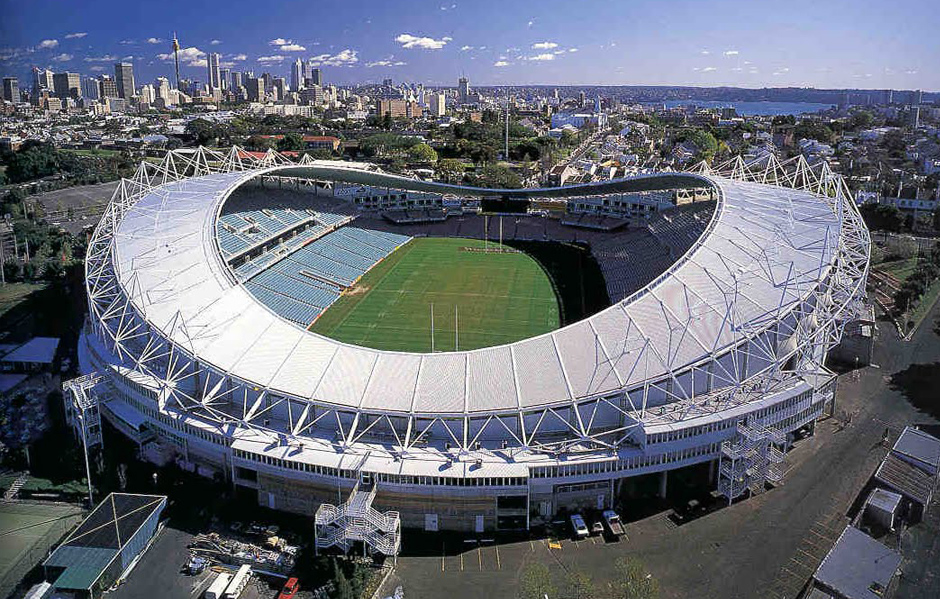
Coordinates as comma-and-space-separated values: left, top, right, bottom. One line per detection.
393, 301, 940, 599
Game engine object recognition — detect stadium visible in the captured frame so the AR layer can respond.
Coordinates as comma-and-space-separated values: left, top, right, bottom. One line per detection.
72, 146, 870, 551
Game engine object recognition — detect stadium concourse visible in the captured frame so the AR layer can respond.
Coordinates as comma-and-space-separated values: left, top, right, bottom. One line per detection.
68, 147, 870, 555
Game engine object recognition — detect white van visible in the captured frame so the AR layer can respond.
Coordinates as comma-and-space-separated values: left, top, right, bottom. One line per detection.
570, 514, 589, 539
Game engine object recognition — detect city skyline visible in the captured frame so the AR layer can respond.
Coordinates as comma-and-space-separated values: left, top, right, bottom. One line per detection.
1, 0, 938, 91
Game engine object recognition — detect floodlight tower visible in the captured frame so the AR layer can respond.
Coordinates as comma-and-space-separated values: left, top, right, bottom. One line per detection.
172, 33, 181, 90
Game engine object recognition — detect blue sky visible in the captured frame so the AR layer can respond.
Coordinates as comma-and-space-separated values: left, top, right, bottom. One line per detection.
1, 0, 938, 90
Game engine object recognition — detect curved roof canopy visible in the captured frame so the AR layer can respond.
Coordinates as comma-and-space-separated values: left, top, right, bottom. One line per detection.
112, 167, 839, 416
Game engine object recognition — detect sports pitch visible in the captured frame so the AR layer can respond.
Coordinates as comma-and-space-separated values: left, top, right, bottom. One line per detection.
0, 501, 83, 597
310, 237, 560, 352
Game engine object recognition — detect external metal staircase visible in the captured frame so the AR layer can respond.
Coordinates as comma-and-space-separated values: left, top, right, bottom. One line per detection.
717, 419, 787, 504
314, 479, 401, 560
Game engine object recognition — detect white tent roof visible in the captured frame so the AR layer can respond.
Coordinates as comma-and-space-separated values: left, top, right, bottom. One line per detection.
112, 167, 838, 416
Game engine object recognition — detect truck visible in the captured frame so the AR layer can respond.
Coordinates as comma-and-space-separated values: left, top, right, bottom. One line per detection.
602, 509, 625, 537
205, 573, 232, 599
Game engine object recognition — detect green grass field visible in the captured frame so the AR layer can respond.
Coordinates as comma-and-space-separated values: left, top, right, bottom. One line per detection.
310, 237, 560, 352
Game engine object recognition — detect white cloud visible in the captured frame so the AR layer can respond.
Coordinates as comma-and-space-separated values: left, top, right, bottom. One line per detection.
65, 32, 87, 39
440, 3, 457, 9
531, 41, 558, 50
84, 55, 117, 62
724, 50, 739, 56
701, 50, 710, 55
366, 57, 406, 67
90, 66, 105, 72
156, 46, 206, 67
51, 53, 73, 62
395, 34, 451, 50
494, 60, 510, 67
231, 54, 247, 61
904, 69, 918, 75
210, 39, 222, 45
38, 39, 58, 49
460, 45, 474, 51
269, 38, 290, 46
280, 43, 306, 52
528, 53, 554, 61
147, 37, 162, 44
119, 39, 135, 45
257, 55, 285, 64
527, 20, 534, 28
308, 49, 359, 66
568, 48, 578, 53
553, 50, 565, 55
702, 66, 717, 72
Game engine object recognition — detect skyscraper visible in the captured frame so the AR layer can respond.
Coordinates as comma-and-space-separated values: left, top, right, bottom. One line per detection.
230, 71, 243, 91
81, 77, 100, 100
273, 78, 287, 101
219, 68, 230, 92
2, 77, 20, 103
246, 77, 263, 102
308, 67, 322, 87
429, 92, 446, 117
291, 58, 304, 91
207, 53, 221, 90
114, 62, 135, 99
155, 77, 171, 104
52, 72, 81, 100
32, 67, 54, 103
99, 75, 119, 98
457, 77, 469, 104
578, 90, 586, 107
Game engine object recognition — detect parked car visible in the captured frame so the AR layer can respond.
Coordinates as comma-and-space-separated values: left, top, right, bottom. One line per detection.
570, 514, 589, 539
185, 555, 207, 575
277, 577, 300, 599
602, 510, 625, 536
590, 520, 604, 536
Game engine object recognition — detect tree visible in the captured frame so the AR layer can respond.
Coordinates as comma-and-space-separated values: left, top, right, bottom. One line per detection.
565, 570, 597, 599
518, 563, 555, 599
435, 158, 465, 183
277, 132, 304, 152
245, 135, 276, 152
859, 203, 904, 232
408, 142, 438, 163
474, 164, 522, 189
611, 557, 659, 599
381, 111, 393, 131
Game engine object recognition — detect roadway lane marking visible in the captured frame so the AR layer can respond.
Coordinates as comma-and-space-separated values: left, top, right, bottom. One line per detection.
495, 546, 501, 570
441, 543, 445, 572
460, 552, 464, 571
478, 546, 483, 570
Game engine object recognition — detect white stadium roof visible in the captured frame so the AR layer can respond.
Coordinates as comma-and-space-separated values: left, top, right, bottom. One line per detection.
112, 164, 840, 416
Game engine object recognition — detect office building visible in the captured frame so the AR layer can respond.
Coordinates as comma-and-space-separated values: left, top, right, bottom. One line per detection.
306, 66, 322, 87
81, 77, 100, 100
457, 77, 469, 104
291, 58, 304, 91
114, 62, 135, 99
428, 92, 446, 117
219, 68, 230, 92
155, 77, 171, 105
32, 67, 54, 93
52, 72, 81, 100
99, 75, 119, 99
579, 90, 586, 108
2, 77, 20, 103
207, 53, 221, 90
230, 71, 243, 91
299, 85, 323, 105
246, 77, 264, 102
377, 98, 422, 119
273, 78, 287, 102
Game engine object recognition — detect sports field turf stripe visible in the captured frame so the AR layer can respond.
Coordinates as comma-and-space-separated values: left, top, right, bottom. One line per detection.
310, 237, 559, 352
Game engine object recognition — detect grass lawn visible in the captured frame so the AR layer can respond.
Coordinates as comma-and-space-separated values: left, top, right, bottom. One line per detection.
877, 257, 918, 283
310, 237, 560, 352
60, 148, 121, 158
0, 283, 47, 320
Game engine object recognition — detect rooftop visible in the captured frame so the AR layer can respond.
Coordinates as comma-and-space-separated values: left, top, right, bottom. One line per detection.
892, 426, 940, 473
813, 526, 901, 599
0, 337, 59, 365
